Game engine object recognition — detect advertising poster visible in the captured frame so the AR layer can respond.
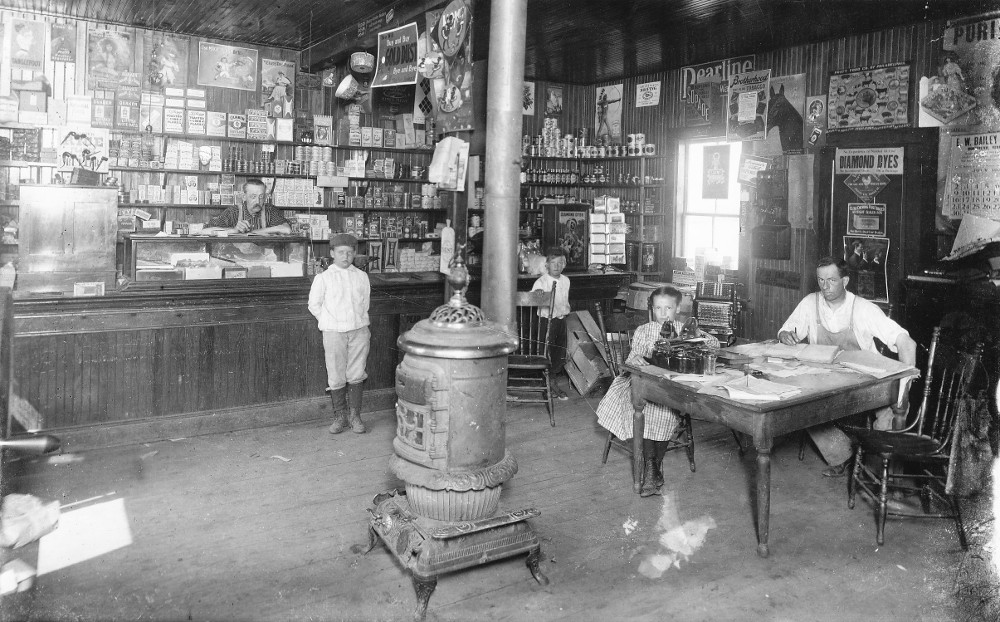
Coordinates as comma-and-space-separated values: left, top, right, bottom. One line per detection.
805, 95, 828, 151
261, 59, 295, 118
50, 23, 76, 63
557, 210, 588, 269
88, 30, 133, 90
11, 19, 44, 71
373, 23, 420, 87
760, 73, 805, 155
523, 81, 535, 116
847, 203, 887, 236
843, 236, 890, 302
702, 144, 731, 199
727, 69, 770, 142
940, 130, 1000, 219
680, 55, 754, 133
636, 81, 660, 108
919, 14, 1000, 130
147, 34, 187, 89
424, 0, 474, 133
595, 83, 623, 144
737, 153, 770, 186
827, 63, 910, 132
196, 42, 257, 91
545, 85, 563, 116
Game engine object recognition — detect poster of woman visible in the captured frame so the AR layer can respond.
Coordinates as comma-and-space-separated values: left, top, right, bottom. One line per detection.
197, 42, 258, 91
261, 59, 295, 118
88, 30, 133, 90
11, 19, 45, 71
557, 210, 588, 269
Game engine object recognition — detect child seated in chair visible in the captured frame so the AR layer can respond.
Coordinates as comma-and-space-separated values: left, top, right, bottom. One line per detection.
596, 286, 719, 496
531, 247, 571, 400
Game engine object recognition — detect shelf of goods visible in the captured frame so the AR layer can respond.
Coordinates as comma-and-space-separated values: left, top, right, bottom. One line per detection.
521, 154, 668, 278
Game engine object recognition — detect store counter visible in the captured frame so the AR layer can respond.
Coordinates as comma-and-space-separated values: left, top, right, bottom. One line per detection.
11, 270, 632, 447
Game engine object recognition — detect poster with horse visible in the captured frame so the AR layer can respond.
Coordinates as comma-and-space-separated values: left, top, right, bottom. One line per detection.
761, 73, 806, 155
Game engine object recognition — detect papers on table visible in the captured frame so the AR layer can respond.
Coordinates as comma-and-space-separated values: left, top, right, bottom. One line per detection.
748, 361, 826, 378
834, 350, 917, 379
724, 341, 840, 364
722, 375, 802, 401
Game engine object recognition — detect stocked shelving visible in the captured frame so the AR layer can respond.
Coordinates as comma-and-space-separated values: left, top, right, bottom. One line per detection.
521, 154, 670, 279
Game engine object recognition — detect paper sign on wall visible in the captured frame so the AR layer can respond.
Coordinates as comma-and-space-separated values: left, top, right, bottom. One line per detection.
636, 81, 661, 107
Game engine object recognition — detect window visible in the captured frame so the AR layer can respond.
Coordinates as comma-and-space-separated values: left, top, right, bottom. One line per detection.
674, 140, 742, 270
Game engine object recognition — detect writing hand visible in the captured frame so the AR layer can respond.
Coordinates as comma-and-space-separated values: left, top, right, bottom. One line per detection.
235, 220, 252, 233
778, 330, 798, 346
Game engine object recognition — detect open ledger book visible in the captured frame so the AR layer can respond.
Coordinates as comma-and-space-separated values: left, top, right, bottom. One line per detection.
724, 342, 841, 364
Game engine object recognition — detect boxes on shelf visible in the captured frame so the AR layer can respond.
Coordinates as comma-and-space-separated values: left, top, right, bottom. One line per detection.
594, 195, 621, 213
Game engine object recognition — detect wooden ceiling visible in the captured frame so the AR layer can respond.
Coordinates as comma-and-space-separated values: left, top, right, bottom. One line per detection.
1, 0, 995, 82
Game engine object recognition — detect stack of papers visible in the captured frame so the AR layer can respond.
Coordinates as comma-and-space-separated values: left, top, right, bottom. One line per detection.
835, 350, 917, 379
722, 375, 802, 401
723, 342, 840, 364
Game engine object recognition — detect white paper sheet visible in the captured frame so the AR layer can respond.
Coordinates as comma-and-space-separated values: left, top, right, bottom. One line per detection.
36, 498, 132, 576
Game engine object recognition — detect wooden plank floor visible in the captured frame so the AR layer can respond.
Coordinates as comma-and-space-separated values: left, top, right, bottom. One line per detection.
2, 395, 993, 622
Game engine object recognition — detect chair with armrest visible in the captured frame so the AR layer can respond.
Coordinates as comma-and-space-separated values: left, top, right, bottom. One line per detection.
594, 301, 696, 472
847, 326, 982, 549
507, 287, 557, 426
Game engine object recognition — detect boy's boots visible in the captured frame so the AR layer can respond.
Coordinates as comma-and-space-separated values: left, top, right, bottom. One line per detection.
328, 387, 349, 434
347, 383, 366, 434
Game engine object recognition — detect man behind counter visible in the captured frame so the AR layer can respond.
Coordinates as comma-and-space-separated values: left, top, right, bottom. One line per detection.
203, 179, 292, 235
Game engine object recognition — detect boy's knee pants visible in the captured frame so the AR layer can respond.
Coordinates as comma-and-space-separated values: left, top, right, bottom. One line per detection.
322, 327, 370, 390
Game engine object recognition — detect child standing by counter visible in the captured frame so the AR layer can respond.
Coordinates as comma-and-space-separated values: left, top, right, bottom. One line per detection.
309, 234, 371, 434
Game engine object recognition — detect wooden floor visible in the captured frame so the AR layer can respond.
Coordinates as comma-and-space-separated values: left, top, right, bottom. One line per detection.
2, 395, 995, 622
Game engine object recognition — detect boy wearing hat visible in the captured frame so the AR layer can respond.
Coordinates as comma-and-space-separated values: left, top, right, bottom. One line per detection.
308, 234, 371, 434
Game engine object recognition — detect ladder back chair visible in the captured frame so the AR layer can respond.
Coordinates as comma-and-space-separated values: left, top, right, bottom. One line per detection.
507, 287, 557, 426
847, 326, 983, 549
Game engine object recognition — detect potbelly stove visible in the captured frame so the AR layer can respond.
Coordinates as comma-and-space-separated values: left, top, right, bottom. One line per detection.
366, 261, 548, 621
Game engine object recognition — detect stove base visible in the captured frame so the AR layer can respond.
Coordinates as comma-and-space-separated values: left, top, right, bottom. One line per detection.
367, 489, 548, 621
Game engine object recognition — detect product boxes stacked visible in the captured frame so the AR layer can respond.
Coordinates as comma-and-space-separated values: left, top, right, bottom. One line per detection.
589, 195, 627, 265
398, 247, 439, 272
294, 213, 331, 240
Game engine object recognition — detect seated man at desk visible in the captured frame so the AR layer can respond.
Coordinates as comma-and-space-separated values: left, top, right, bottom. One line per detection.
203, 179, 292, 235
777, 256, 916, 477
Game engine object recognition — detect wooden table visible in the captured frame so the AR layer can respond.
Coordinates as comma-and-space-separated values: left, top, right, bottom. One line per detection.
625, 362, 914, 557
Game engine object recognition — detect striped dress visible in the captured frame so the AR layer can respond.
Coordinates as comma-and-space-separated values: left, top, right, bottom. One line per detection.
596, 320, 719, 441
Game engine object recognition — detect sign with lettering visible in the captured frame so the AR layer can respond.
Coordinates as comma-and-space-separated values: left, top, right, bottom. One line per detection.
680, 56, 754, 131
727, 70, 771, 142
834, 147, 904, 174
374, 23, 420, 87
941, 130, 1000, 218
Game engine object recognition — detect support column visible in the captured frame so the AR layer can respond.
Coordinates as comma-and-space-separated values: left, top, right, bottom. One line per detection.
482, 0, 527, 333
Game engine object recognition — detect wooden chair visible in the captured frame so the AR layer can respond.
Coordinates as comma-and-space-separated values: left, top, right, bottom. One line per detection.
507, 287, 557, 426
594, 302, 696, 472
847, 326, 982, 549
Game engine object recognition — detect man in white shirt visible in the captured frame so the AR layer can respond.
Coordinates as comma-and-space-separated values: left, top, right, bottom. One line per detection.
778, 257, 916, 476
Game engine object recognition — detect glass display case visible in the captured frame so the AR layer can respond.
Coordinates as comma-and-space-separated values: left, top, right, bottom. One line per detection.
121, 234, 309, 283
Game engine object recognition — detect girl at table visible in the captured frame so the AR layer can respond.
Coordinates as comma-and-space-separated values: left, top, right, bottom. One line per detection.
596, 286, 719, 496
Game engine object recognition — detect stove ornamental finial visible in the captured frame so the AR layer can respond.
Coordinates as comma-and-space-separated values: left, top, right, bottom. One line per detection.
429, 243, 487, 326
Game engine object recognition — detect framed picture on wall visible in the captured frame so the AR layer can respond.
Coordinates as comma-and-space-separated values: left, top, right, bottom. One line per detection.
196, 42, 258, 91
827, 63, 910, 132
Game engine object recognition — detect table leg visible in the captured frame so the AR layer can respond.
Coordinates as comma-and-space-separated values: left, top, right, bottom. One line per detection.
755, 445, 772, 558
631, 397, 646, 494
